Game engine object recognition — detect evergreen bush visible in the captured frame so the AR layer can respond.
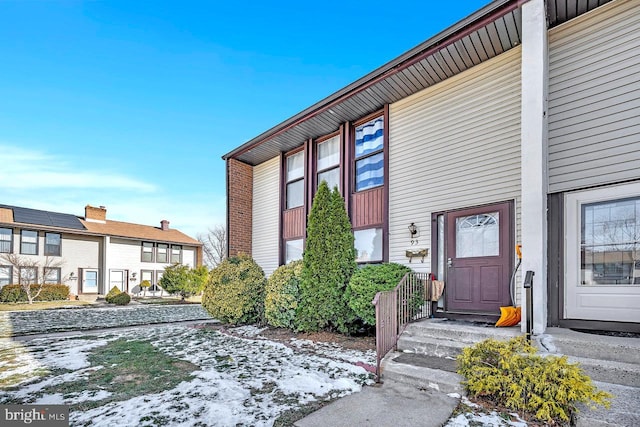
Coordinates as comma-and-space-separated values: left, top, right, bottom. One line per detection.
0, 284, 70, 302
345, 263, 411, 325
105, 286, 122, 303
202, 254, 266, 324
296, 182, 356, 333
160, 264, 209, 300
457, 336, 612, 424
111, 292, 131, 306
265, 260, 303, 329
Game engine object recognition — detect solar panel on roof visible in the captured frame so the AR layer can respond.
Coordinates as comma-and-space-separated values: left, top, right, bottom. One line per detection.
10, 206, 86, 230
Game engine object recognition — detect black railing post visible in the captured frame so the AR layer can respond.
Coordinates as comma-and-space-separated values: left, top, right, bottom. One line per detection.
523, 270, 535, 342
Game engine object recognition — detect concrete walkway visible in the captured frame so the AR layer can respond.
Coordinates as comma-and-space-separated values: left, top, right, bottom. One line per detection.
295, 380, 458, 427
0, 303, 211, 337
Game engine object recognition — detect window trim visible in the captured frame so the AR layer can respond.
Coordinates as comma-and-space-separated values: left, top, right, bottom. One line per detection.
284, 148, 306, 210
0, 228, 13, 254
157, 243, 169, 263
0, 265, 12, 287
44, 232, 62, 256
353, 114, 385, 193
141, 241, 155, 263
170, 245, 182, 264
315, 131, 342, 193
353, 226, 384, 264
43, 267, 61, 284
20, 230, 39, 255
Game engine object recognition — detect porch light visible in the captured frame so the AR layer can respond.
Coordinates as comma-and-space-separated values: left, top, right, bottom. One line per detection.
408, 222, 418, 237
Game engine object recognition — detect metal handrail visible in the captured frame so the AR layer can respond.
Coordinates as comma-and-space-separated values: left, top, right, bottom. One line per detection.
372, 272, 432, 381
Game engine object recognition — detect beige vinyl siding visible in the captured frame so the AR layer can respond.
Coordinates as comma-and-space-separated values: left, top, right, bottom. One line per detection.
548, 0, 640, 193
252, 156, 281, 276
389, 47, 522, 280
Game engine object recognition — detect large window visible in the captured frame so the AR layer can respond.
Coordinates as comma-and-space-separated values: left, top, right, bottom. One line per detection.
580, 197, 640, 285
44, 267, 61, 284
285, 239, 304, 264
316, 135, 341, 192
354, 228, 383, 263
20, 230, 38, 255
0, 266, 12, 287
141, 270, 154, 291
171, 245, 182, 264
157, 243, 169, 263
19, 267, 37, 285
354, 117, 384, 192
141, 242, 154, 262
0, 228, 12, 253
44, 233, 61, 256
286, 151, 305, 209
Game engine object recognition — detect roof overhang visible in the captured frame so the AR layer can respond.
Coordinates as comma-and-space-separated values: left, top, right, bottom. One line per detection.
222, 0, 612, 166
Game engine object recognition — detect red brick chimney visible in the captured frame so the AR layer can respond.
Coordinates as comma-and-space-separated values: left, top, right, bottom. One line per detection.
160, 220, 170, 230
85, 205, 107, 223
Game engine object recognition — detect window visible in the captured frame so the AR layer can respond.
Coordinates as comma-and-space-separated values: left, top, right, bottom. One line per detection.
20, 230, 38, 255
286, 151, 305, 209
285, 239, 304, 263
580, 197, 640, 286
155, 270, 164, 292
19, 267, 37, 285
0, 228, 12, 253
141, 242, 154, 262
44, 267, 61, 284
354, 117, 384, 191
0, 266, 12, 287
157, 243, 169, 263
317, 135, 341, 192
44, 233, 61, 256
455, 213, 500, 258
354, 228, 383, 263
171, 245, 182, 264
82, 269, 98, 293
141, 270, 154, 291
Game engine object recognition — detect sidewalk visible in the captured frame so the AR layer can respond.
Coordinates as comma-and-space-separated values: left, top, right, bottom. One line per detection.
295, 380, 458, 427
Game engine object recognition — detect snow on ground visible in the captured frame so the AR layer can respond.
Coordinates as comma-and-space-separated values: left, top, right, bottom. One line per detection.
0, 323, 375, 427
444, 396, 528, 427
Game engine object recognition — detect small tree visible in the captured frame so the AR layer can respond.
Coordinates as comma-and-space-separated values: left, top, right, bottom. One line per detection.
140, 280, 151, 297
159, 264, 208, 300
296, 182, 357, 333
0, 254, 65, 304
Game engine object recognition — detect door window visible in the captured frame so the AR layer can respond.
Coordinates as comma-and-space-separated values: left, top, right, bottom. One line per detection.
455, 212, 499, 258
83, 270, 98, 293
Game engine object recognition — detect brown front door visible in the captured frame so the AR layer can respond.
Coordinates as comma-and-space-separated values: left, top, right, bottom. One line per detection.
445, 201, 512, 313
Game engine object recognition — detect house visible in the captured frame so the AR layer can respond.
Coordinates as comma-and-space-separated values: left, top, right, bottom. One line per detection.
0, 204, 202, 297
223, 0, 639, 333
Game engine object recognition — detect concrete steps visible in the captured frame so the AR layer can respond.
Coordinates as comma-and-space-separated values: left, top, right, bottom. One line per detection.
381, 318, 640, 427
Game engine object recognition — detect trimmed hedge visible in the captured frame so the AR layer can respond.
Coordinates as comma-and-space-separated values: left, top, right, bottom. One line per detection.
265, 260, 303, 329
111, 292, 131, 306
0, 284, 70, 303
345, 263, 412, 325
105, 286, 122, 303
202, 254, 266, 324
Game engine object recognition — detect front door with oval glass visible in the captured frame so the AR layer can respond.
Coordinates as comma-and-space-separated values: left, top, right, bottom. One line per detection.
445, 202, 513, 313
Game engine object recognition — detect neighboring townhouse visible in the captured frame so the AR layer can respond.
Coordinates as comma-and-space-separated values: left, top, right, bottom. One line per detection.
223, 0, 639, 333
0, 204, 202, 296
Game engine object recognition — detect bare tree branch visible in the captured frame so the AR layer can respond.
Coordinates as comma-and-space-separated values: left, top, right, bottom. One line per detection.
0, 254, 65, 304
197, 224, 227, 268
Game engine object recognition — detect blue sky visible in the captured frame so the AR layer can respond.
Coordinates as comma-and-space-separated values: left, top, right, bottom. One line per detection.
0, 0, 488, 238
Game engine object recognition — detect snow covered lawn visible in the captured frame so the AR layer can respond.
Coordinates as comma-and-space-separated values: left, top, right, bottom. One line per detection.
0, 323, 375, 426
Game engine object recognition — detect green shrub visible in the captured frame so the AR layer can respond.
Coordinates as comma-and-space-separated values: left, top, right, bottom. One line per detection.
345, 263, 412, 325
105, 286, 122, 303
202, 254, 266, 324
265, 260, 303, 329
159, 264, 209, 300
0, 284, 70, 302
457, 336, 612, 424
296, 183, 357, 333
111, 292, 131, 306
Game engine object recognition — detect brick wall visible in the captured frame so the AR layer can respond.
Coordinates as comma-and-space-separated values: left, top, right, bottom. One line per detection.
227, 158, 253, 256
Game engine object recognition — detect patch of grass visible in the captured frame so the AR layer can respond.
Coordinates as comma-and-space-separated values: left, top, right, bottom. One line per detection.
132, 296, 202, 305
0, 344, 50, 388
273, 398, 337, 427
38, 338, 198, 410
0, 301, 93, 311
